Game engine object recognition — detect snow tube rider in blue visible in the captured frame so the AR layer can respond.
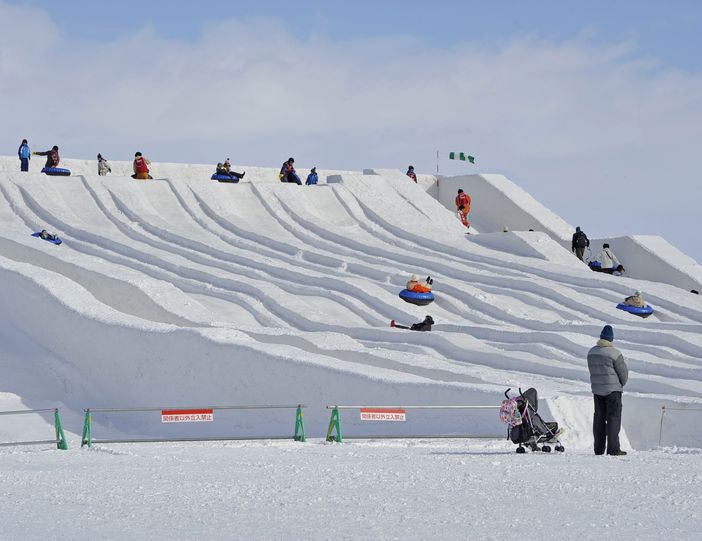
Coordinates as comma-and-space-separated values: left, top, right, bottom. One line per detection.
616, 290, 654, 318
211, 159, 245, 182
399, 274, 435, 306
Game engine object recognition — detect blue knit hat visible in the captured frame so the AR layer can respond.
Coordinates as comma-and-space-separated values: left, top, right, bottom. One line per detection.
600, 324, 614, 342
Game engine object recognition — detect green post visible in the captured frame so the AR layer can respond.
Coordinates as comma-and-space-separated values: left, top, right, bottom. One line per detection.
54, 409, 68, 450
294, 405, 306, 442
326, 406, 342, 442
81, 409, 92, 448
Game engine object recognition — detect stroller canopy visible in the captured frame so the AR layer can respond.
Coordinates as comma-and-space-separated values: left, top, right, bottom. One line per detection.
522, 388, 538, 412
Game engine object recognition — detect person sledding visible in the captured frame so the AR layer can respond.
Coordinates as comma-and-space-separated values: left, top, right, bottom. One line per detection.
132, 152, 153, 179
623, 290, 645, 308
34, 145, 60, 169
218, 158, 245, 180
406, 274, 433, 293
391, 315, 434, 331
455, 188, 471, 228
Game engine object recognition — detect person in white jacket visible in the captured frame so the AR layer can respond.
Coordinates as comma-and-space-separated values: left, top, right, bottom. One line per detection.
596, 243, 621, 273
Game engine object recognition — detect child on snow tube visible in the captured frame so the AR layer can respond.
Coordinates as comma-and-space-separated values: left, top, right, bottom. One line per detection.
623, 290, 645, 308
406, 274, 433, 293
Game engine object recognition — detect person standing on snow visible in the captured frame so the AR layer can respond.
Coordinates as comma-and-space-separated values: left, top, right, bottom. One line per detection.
455, 188, 471, 228
571, 226, 589, 262
406, 165, 417, 183
280, 157, 301, 184
34, 145, 60, 169
97, 153, 111, 176
587, 324, 628, 456
18, 139, 31, 172
595, 243, 621, 273
305, 167, 319, 185
132, 152, 152, 179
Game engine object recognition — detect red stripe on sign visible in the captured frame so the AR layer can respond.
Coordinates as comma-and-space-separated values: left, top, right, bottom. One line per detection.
161, 409, 214, 416
360, 408, 406, 414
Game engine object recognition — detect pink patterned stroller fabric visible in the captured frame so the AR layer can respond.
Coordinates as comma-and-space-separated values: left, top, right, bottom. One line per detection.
499, 398, 523, 427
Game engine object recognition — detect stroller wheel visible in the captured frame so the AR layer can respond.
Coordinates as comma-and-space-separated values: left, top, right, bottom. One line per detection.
516, 446, 526, 454
541, 445, 552, 453
555, 445, 565, 453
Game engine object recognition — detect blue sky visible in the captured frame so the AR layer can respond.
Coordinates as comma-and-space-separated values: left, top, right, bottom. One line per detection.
3, 1, 702, 263
16, 0, 702, 69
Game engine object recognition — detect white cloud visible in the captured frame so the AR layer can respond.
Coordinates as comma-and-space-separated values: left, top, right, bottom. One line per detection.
2, 3, 701, 262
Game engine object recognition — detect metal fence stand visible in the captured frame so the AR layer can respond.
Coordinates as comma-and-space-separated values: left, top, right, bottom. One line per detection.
54, 409, 68, 450
326, 406, 342, 442
294, 405, 306, 442
81, 409, 92, 448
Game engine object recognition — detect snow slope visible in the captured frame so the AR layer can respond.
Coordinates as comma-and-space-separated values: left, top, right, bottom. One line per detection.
1, 157, 702, 451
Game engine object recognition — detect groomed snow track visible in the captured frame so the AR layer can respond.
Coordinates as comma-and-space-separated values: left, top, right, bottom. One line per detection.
1, 160, 701, 449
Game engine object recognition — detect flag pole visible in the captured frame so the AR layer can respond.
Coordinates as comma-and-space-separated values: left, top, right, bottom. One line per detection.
436, 150, 439, 175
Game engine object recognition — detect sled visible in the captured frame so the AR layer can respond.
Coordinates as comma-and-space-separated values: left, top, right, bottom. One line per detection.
31, 231, 62, 245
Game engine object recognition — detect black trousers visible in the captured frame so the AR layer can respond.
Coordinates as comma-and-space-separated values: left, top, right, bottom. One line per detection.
593, 391, 622, 454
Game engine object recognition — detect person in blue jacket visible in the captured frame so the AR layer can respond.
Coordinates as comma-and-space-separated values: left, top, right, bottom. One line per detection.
305, 167, 318, 185
18, 139, 30, 172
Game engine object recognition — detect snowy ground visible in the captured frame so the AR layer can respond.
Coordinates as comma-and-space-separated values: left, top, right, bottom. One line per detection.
2, 439, 701, 540
1, 157, 702, 539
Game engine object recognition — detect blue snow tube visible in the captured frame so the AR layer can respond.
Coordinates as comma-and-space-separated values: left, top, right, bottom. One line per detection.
616, 303, 654, 318
211, 174, 239, 183
41, 167, 71, 176
399, 289, 435, 306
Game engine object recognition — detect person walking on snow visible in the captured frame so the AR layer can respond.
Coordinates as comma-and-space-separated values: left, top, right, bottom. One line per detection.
572, 226, 589, 261
132, 152, 152, 180
97, 153, 111, 176
280, 157, 301, 184
222, 158, 245, 180
587, 324, 628, 456
34, 145, 60, 169
595, 243, 621, 273
18, 139, 31, 172
406, 165, 417, 183
455, 188, 471, 228
306, 167, 319, 185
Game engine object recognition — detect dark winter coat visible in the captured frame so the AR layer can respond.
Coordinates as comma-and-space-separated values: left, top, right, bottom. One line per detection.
572, 231, 589, 251
587, 339, 628, 395
410, 316, 434, 332
36, 148, 60, 168
306, 172, 318, 185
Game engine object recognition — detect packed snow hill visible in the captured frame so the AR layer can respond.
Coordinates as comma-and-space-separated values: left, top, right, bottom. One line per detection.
1, 155, 701, 453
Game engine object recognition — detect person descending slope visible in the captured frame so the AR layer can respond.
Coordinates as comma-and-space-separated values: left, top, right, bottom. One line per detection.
406, 165, 417, 183
390, 315, 434, 331
18, 139, 31, 172
623, 290, 645, 308
406, 274, 433, 293
132, 152, 153, 180
571, 226, 589, 262
455, 188, 471, 228
34, 145, 60, 169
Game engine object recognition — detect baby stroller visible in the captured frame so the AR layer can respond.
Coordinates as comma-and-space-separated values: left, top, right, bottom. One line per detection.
501, 388, 564, 453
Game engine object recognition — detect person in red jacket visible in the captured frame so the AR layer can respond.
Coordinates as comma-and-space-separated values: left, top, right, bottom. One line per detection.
132, 152, 153, 180
455, 188, 471, 227
406, 165, 417, 183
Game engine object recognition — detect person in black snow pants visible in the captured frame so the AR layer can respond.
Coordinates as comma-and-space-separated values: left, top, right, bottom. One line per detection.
587, 325, 629, 456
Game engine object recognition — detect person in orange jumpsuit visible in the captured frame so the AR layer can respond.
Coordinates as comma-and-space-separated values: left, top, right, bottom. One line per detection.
455, 188, 471, 227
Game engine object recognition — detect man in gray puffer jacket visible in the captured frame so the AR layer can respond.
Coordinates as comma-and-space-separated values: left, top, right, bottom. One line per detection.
587, 324, 629, 456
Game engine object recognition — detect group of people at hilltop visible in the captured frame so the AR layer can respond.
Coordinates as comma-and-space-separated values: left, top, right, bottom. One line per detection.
279, 157, 318, 185
18, 139, 61, 171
